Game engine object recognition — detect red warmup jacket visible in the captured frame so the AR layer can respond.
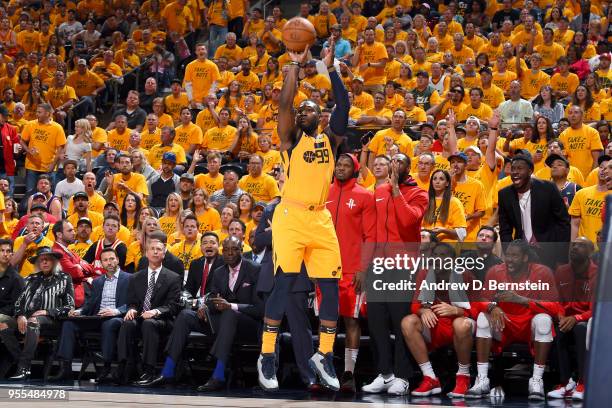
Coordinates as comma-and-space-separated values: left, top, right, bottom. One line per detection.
0, 122, 19, 176
474, 263, 563, 318
555, 261, 598, 322
52, 242, 95, 308
374, 177, 428, 244
326, 177, 377, 276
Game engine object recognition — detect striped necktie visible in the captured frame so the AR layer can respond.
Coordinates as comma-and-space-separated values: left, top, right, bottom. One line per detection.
143, 271, 156, 311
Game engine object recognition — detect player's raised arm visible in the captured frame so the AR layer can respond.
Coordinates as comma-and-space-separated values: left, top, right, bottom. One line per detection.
278, 46, 310, 151
326, 39, 349, 137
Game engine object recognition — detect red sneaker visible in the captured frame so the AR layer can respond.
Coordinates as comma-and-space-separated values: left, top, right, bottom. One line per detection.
448, 374, 470, 398
572, 382, 585, 400
411, 376, 442, 396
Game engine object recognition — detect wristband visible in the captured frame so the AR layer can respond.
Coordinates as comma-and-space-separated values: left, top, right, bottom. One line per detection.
490, 127, 498, 131
327, 65, 336, 73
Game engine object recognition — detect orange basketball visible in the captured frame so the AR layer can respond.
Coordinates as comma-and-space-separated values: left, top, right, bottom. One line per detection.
282, 17, 316, 52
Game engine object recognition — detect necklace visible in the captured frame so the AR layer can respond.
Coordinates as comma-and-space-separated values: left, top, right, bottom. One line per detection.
180, 239, 198, 266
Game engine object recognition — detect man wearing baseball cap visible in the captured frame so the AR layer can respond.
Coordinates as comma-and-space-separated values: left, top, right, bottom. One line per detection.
66, 58, 105, 116
67, 191, 104, 229
149, 152, 181, 211
545, 153, 581, 207
68, 217, 94, 259
448, 149, 486, 242
148, 126, 188, 171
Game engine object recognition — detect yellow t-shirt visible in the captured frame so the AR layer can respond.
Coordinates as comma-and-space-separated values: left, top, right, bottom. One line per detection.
535, 43, 566, 69
126, 241, 144, 269
421, 197, 467, 242
195, 208, 222, 233
164, 93, 190, 122
202, 125, 237, 151
584, 168, 598, 187
14, 236, 55, 277
140, 127, 162, 150
235, 71, 261, 93
68, 192, 107, 216
195, 107, 220, 134
183, 59, 220, 102
107, 128, 132, 152
68, 241, 91, 259
90, 224, 132, 245
92, 127, 108, 157
157, 215, 178, 238
148, 143, 188, 169
368, 128, 415, 156
550, 72, 580, 96
66, 71, 105, 98
452, 177, 486, 242
520, 70, 550, 100
482, 84, 506, 109
568, 185, 607, 244
238, 174, 281, 202
47, 86, 78, 110
174, 122, 203, 152
559, 126, 604, 177
564, 102, 601, 123
404, 106, 427, 123
111, 173, 149, 208
161, 1, 194, 34
21, 120, 67, 172
169, 239, 203, 272
67, 211, 104, 230
356, 42, 388, 86
353, 92, 375, 111
492, 70, 517, 92
457, 103, 493, 122
534, 165, 585, 186
194, 173, 224, 196
258, 149, 282, 174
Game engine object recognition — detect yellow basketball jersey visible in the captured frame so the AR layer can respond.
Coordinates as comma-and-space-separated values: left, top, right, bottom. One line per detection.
281, 133, 335, 206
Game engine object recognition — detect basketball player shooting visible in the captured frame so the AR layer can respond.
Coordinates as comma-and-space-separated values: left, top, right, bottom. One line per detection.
257, 39, 350, 392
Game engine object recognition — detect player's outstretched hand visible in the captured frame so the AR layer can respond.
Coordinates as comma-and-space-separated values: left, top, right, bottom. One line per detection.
324, 38, 335, 68
288, 45, 310, 65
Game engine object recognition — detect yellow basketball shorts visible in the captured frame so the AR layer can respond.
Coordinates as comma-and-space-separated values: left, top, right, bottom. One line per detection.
272, 201, 342, 279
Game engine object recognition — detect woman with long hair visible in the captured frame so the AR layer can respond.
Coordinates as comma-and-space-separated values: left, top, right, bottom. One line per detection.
241, 94, 260, 124
219, 80, 244, 114
45, 34, 66, 61
230, 116, 259, 162
0, 198, 19, 238
384, 26, 398, 47
23, 80, 47, 120
238, 193, 255, 223
261, 57, 280, 89
15, 67, 32, 100
65, 118, 93, 172
126, 216, 161, 273
213, 204, 239, 243
421, 170, 467, 242
132, 206, 157, 243
396, 63, 415, 91
566, 85, 601, 124
120, 193, 143, 233
527, 116, 555, 171
159, 192, 183, 237
544, 6, 563, 29
190, 188, 222, 234
394, 41, 413, 65
571, 31, 596, 59
169, 209, 195, 245
475, 52, 490, 70
585, 72, 606, 103
532, 85, 565, 125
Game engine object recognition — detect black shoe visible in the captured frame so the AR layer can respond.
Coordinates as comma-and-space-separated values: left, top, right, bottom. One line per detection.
48, 361, 72, 382
132, 372, 155, 386
95, 367, 114, 384
339, 371, 356, 393
136, 374, 173, 387
111, 363, 127, 385
197, 377, 226, 392
9, 367, 31, 381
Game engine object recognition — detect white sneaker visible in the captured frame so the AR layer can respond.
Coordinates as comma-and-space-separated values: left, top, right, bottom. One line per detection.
489, 385, 505, 400
308, 351, 339, 391
572, 381, 585, 400
257, 353, 278, 391
387, 377, 410, 395
528, 377, 545, 400
466, 376, 490, 398
362, 374, 395, 393
547, 378, 576, 399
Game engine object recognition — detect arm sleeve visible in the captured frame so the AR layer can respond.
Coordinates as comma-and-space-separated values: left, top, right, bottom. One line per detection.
329, 70, 349, 136
393, 189, 428, 230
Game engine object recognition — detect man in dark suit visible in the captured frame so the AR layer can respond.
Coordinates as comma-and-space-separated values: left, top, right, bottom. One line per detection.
185, 232, 225, 297
498, 152, 571, 265
114, 234, 182, 385
49, 248, 130, 383
254, 201, 317, 388
198, 236, 263, 391
137, 232, 225, 387
136, 231, 185, 276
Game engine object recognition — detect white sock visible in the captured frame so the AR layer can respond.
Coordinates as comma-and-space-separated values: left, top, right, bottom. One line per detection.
382, 373, 394, 380
533, 364, 545, 379
457, 363, 470, 376
477, 362, 489, 379
419, 361, 436, 379
344, 348, 358, 373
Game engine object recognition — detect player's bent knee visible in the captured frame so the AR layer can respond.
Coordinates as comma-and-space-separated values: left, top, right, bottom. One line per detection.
532, 313, 553, 342
453, 317, 474, 337
476, 312, 492, 339
401, 314, 422, 335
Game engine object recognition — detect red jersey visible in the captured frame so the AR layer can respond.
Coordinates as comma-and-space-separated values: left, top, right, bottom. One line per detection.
555, 261, 597, 322
374, 177, 428, 244
326, 178, 377, 275
479, 263, 562, 318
